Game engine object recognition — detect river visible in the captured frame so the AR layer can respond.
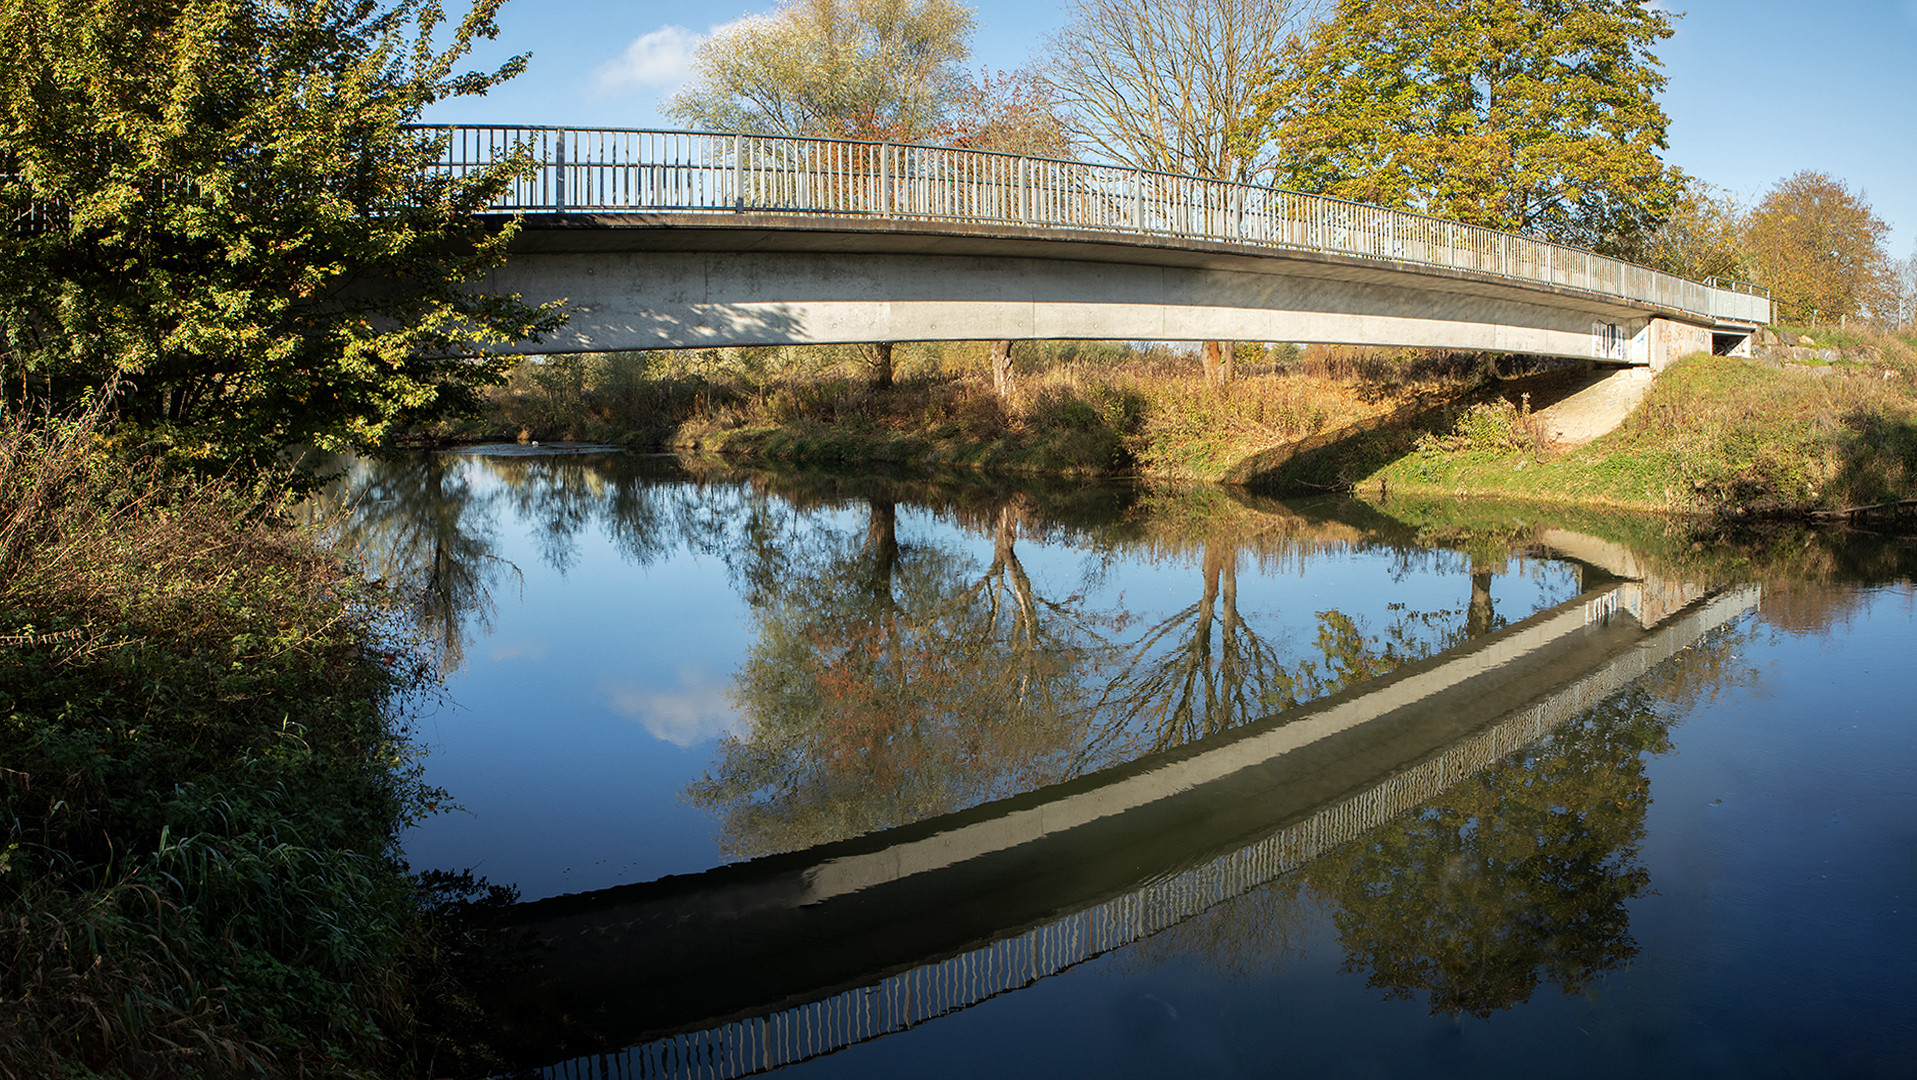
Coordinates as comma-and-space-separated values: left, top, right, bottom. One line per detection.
316, 448, 1917, 1078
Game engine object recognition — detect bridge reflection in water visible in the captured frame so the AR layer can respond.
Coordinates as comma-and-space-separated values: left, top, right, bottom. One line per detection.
487, 544, 1758, 1079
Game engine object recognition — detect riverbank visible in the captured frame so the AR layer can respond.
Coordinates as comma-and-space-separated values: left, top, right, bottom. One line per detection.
439, 331, 1917, 522
0, 415, 481, 1078
1351, 330, 1917, 520
433, 343, 1494, 482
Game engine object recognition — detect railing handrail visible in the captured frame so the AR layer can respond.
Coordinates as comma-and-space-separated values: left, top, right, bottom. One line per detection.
408, 124, 1773, 326
1704, 276, 1770, 297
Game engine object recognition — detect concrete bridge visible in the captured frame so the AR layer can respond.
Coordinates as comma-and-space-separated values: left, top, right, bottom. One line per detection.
477, 536, 1758, 1077
433, 126, 1773, 365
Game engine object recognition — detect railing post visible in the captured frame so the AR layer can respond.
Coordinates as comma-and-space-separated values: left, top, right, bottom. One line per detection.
1019, 158, 1029, 224
733, 134, 744, 211
553, 129, 566, 212
880, 144, 893, 215
1134, 171, 1144, 231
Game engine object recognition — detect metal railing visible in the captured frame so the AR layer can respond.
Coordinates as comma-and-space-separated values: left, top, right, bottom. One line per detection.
421, 125, 1773, 327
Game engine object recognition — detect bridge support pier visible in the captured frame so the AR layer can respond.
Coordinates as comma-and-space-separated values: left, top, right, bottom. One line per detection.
1628, 317, 1713, 371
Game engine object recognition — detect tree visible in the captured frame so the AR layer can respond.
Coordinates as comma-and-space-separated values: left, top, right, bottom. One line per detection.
666, 0, 975, 142
1308, 689, 1668, 1017
0, 0, 562, 471
1044, 0, 1317, 185
1624, 172, 1749, 283
1741, 171, 1893, 325
669, 0, 1067, 393
1044, 0, 1318, 386
1258, 0, 1681, 253
1884, 253, 1917, 331
938, 67, 1074, 159
688, 496, 1106, 856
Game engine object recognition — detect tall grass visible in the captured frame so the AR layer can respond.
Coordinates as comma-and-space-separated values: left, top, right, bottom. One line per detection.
450, 343, 1493, 482
0, 408, 452, 1078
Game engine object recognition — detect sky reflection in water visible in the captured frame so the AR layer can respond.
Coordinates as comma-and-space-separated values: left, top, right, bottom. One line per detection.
319, 450, 1917, 1078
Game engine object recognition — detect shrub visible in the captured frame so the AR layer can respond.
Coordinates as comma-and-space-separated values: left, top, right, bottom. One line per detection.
0, 408, 444, 1078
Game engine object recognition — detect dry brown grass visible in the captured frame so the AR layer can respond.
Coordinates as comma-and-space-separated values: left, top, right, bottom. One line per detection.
461, 343, 1494, 481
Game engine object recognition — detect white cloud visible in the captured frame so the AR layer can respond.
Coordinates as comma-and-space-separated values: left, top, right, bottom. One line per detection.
487, 640, 548, 663
591, 25, 702, 95
590, 16, 762, 98
604, 667, 745, 747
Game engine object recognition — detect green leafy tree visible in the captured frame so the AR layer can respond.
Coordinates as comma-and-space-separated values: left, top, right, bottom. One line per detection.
1741, 170, 1892, 324
0, 0, 561, 471
1258, 0, 1681, 252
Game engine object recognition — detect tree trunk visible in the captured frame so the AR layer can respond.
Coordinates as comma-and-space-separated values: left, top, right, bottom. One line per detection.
1201, 340, 1235, 387
1467, 567, 1495, 639
994, 505, 1039, 639
867, 341, 895, 390
989, 339, 1016, 397
868, 500, 898, 601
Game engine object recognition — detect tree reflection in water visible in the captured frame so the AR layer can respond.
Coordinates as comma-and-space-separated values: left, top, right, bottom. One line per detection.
687, 497, 1115, 858
1128, 626, 1755, 1019
695, 487, 1537, 857
320, 452, 1548, 856
322, 451, 1802, 1032
316, 453, 510, 672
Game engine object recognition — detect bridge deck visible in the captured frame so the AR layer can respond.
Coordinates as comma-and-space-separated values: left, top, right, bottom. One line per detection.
429, 125, 1772, 330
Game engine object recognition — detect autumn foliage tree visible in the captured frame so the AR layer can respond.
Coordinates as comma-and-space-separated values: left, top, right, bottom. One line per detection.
668, 0, 1068, 391
666, 0, 975, 143
1740, 171, 1893, 325
0, 0, 561, 471
1624, 172, 1749, 283
1257, 0, 1681, 253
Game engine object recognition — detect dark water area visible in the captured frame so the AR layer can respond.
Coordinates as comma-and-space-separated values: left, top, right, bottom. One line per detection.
315, 450, 1917, 1078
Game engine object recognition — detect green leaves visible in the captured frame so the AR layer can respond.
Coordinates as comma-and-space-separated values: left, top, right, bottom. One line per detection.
1253, 0, 1681, 252
666, 0, 977, 142
0, 0, 560, 475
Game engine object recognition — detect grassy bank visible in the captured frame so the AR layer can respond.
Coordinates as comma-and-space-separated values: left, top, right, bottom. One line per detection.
0, 413, 475, 1078
441, 342, 1493, 482
1363, 331, 1917, 518
432, 329, 1917, 521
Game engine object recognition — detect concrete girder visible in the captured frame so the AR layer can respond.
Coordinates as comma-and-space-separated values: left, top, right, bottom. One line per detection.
475, 218, 1719, 363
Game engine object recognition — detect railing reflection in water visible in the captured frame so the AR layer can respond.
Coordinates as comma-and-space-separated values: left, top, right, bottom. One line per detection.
539, 584, 1758, 1080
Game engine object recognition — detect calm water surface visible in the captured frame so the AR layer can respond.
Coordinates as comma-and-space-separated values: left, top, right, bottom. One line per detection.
321, 449, 1917, 1078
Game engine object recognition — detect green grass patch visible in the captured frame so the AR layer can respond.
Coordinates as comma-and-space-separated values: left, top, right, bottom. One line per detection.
1370, 352, 1917, 517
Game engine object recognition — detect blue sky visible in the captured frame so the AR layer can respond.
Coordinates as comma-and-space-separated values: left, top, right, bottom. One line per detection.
427, 0, 1917, 257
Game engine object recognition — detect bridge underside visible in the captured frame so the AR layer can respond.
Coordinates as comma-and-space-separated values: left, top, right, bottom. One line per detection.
480, 216, 1719, 366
